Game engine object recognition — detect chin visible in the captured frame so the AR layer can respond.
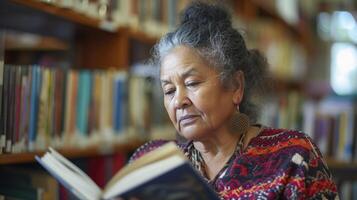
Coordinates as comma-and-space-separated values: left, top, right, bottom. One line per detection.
178, 128, 207, 141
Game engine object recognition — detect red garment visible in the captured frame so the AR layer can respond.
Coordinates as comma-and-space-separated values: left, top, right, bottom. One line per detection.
130, 128, 339, 199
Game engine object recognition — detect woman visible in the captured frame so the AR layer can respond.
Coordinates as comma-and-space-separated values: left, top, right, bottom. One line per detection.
130, 2, 338, 199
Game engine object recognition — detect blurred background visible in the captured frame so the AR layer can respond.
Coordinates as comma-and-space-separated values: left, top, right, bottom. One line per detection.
0, 0, 356, 199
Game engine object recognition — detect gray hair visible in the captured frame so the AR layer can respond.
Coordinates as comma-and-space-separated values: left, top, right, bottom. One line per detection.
152, 2, 269, 122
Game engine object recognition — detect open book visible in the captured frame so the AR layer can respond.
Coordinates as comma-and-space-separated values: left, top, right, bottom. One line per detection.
35, 142, 220, 200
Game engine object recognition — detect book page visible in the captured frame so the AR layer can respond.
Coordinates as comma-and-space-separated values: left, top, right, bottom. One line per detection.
102, 155, 186, 199
36, 148, 102, 200
48, 147, 99, 188
104, 142, 185, 191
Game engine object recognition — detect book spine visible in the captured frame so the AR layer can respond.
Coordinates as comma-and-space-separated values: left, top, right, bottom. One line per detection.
28, 66, 42, 151
88, 71, 101, 135
1, 65, 9, 153
0, 32, 4, 154
76, 71, 92, 136
99, 71, 112, 135
60, 70, 68, 139
48, 69, 56, 145
70, 71, 79, 139
6, 65, 16, 153
0, 61, 4, 153
138, 0, 146, 27
53, 68, 65, 140
352, 104, 357, 161
113, 72, 128, 133
37, 68, 51, 150
128, 75, 150, 136
167, 0, 177, 31
63, 70, 77, 144
338, 112, 348, 161
19, 67, 30, 152
13, 66, 23, 153
152, 0, 160, 22
120, 72, 129, 133
113, 76, 121, 133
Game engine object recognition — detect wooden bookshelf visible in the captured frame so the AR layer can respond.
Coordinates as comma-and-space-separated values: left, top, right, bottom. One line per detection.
327, 158, 357, 180
7, 0, 162, 41
235, 0, 314, 52
0, 1, 157, 168
5, 33, 69, 51
326, 158, 357, 169
0, 139, 145, 165
1, 0, 159, 69
10, 0, 102, 30
128, 28, 158, 46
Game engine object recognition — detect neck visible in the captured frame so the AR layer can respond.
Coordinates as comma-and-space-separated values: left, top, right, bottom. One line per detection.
191, 125, 262, 180
193, 130, 241, 161
192, 130, 242, 181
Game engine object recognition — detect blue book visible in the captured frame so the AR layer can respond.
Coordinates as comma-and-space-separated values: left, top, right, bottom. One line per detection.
76, 71, 92, 135
113, 72, 128, 133
113, 76, 121, 132
28, 66, 42, 150
36, 142, 220, 200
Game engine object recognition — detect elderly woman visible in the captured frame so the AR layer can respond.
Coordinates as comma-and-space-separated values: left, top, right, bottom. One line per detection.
130, 2, 338, 199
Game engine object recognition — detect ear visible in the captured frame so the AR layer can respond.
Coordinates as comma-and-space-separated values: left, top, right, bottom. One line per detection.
232, 71, 245, 104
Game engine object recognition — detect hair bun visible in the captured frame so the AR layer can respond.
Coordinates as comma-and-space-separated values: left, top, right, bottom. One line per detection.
180, 2, 231, 27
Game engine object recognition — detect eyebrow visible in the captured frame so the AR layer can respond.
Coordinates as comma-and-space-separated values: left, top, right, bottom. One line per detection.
160, 67, 199, 86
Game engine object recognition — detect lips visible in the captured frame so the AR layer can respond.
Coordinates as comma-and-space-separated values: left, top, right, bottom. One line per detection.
178, 115, 199, 126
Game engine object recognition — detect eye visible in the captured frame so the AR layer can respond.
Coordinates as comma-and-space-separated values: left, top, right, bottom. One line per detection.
164, 88, 175, 96
185, 81, 200, 87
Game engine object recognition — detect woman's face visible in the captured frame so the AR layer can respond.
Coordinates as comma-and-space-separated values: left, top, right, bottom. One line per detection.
160, 46, 242, 140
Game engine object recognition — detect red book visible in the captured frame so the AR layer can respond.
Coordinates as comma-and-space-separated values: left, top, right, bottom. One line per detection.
14, 67, 22, 148
88, 156, 106, 188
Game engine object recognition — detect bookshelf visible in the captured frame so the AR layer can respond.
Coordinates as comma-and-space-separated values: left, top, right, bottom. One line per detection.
5, 32, 69, 51
0, 4, 164, 199
326, 158, 357, 169
1, 0, 142, 68
234, 2, 357, 196
0, 1, 162, 157
9, 0, 102, 29
0, 139, 144, 165
234, 0, 314, 52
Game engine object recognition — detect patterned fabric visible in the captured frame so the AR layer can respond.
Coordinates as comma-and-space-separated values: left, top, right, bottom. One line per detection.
129, 128, 339, 200
183, 129, 246, 183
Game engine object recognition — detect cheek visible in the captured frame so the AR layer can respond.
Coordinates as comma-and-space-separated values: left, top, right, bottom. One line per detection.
164, 99, 176, 122
190, 90, 213, 113
191, 89, 230, 121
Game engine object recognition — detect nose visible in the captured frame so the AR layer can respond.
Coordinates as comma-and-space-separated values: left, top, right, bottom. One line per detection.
174, 88, 191, 109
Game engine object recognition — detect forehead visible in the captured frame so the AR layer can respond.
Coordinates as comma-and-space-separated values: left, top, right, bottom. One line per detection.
160, 46, 213, 77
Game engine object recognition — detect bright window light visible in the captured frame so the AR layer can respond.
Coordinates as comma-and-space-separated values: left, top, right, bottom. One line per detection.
331, 43, 357, 95
331, 11, 357, 42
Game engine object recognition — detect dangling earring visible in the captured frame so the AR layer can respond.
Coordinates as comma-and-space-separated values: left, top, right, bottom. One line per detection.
229, 105, 250, 135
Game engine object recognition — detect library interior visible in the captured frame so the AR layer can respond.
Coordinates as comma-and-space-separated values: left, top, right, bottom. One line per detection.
0, 0, 356, 199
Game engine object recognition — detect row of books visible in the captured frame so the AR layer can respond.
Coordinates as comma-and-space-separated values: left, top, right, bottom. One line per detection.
245, 19, 307, 81
113, 0, 191, 36
259, 91, 303, 131
38, 0, 191, 36
37, 0, 116, 20
0, 167, 59, 200
259, 92, 357, 162
0, 64, 173, 154
338, 180, 357, 200
0, 152, 126, 199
